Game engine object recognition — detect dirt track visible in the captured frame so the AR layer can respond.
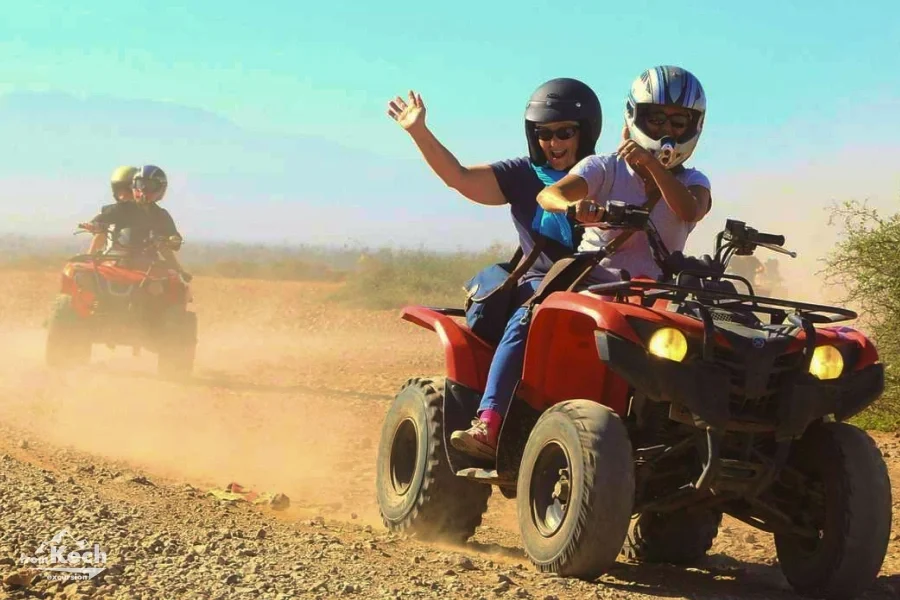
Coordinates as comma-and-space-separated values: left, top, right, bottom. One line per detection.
0, 271, 898, 600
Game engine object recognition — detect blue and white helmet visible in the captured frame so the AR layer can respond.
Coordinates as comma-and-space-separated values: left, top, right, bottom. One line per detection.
625, 66, 706, 169
132, 165, 168, 203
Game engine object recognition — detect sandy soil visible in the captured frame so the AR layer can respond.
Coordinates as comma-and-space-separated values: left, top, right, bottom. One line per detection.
0, 270, 897, 599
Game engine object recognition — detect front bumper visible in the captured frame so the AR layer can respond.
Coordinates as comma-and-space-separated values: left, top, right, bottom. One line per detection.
596, 331, 884, 438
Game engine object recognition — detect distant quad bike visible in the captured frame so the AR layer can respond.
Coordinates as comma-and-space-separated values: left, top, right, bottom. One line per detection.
376, 202, 892, 600
45, 223, 197, 379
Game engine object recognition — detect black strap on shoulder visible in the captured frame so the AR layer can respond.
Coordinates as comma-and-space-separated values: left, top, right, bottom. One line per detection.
521, 184, 666, 310
473, 236, 549, 303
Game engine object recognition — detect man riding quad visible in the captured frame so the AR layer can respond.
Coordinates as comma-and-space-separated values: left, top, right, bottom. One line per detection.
87, 165, 191, 281
727, 254, 763, 288
377, 68, 891, 600
451, 66, 713, 461
87, 165, 138, 254
49, 164, 197, 377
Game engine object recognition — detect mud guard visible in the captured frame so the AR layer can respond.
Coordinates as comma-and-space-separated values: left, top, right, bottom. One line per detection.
401, 306, 494, 392
518, 292, 638, 416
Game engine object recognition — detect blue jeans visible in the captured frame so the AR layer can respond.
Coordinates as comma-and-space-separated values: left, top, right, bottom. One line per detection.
477, 279, 541, 416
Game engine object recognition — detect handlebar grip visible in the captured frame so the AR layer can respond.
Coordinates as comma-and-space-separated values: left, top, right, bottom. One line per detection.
752, 232, 785, 246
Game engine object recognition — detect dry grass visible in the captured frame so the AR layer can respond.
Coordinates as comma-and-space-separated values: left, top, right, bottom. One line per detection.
4, 260, 897, 433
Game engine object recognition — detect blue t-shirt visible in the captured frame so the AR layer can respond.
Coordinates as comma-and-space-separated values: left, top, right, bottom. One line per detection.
489, 156, 573, 283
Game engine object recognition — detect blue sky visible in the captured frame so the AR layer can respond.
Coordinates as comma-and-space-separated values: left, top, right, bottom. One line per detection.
0, 0, 898, 277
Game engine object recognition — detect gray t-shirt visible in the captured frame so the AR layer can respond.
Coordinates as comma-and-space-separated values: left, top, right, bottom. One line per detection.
571, 153, 711, 283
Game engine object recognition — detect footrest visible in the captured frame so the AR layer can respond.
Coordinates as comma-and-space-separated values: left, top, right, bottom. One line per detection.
455, 468, 515, 486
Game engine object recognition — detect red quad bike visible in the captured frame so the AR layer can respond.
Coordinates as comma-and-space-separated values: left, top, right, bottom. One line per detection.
376, 202, 892, 600
45, 223, 197, 379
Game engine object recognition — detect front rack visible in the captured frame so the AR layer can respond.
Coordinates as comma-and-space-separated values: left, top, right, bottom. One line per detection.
586, 276, 857, 325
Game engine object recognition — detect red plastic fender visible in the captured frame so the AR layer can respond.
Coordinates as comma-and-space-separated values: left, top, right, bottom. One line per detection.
400, 306, 495, 392
518, 291, 732, 415
816, 325, 881, 370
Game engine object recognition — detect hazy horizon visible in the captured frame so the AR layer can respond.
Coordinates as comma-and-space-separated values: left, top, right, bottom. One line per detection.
1, 1, 897, 298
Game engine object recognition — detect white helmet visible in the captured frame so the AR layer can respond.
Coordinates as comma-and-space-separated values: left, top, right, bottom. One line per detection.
625, 66, 706, 169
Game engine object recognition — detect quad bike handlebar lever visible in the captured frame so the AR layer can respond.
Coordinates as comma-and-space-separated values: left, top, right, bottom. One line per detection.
719, 219, 795, 263
577, 200, 652, 231
751, 232, 786, 247
759, 243, 797, 258
724, 219, 785, 248
75, 222, 105, 235
602, 200, 651, 229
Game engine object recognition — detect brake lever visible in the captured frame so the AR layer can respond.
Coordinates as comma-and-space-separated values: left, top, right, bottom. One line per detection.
759, 243, 797, 258
570, 249, 607, 260
578, 223, 638, 230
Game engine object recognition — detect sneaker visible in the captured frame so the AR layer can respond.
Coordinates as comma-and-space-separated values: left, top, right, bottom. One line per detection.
450, 419, 498, 461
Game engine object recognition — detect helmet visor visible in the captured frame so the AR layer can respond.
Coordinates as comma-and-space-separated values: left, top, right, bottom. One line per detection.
133, 177, 165, 195
634, 105, 700, 143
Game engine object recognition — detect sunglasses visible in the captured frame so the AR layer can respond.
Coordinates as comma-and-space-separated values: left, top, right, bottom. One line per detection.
644, 111, 692, 129
534, 125, 580, 141
133, 178, 164, 194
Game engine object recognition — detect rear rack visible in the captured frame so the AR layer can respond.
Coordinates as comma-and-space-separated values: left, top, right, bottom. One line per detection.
421, 307, 466, 318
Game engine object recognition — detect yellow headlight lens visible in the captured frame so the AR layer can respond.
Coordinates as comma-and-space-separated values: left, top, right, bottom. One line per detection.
809, 345, 844, 380
647, 328, 688, 362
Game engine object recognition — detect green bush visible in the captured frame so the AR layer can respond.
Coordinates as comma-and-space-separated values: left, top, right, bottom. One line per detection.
824, 200, 900, 430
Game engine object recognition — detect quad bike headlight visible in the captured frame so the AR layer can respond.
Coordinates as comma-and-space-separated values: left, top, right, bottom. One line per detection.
809, 345, 844, 380
647, 327, 689, 362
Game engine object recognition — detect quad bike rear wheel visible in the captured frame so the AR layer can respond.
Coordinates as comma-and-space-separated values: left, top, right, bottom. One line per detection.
517, 400, 634, 579
376, 377, 491, 543
45, 295, 91, 368
621, 508, 721, 565
157, 308, 197, 379
774, 422, 892, 600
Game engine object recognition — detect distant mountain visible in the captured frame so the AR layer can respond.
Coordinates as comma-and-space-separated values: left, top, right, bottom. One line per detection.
0, 92, 513, 249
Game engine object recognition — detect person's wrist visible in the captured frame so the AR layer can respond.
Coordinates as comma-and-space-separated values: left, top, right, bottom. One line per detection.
644, 158, 666, 177
407, 122, 428, 139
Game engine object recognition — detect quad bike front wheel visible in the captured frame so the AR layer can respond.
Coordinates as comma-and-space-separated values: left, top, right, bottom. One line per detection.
517, 400, 634, 579
774, 422, 892, 600
157, 308, 197, 379
45, 295, 91, 368
376, 377, 491, 543
621, 508, 721, 565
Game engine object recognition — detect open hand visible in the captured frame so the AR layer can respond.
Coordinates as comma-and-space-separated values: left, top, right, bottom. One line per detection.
387, 91, 426, 132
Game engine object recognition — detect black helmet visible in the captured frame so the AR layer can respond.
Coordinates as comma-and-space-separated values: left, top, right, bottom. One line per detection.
524, 77, 602, 166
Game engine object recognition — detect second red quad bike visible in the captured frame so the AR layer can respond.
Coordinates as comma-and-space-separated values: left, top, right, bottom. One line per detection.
45, 223, 197, 378
376, 202, 892, 600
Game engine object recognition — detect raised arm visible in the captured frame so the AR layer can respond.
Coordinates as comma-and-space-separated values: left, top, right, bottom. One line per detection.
618, 140, 710, 223
388, 91, 506, 206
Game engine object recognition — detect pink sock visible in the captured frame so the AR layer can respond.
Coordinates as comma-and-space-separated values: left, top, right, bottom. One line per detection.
479, 409, 503, 440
